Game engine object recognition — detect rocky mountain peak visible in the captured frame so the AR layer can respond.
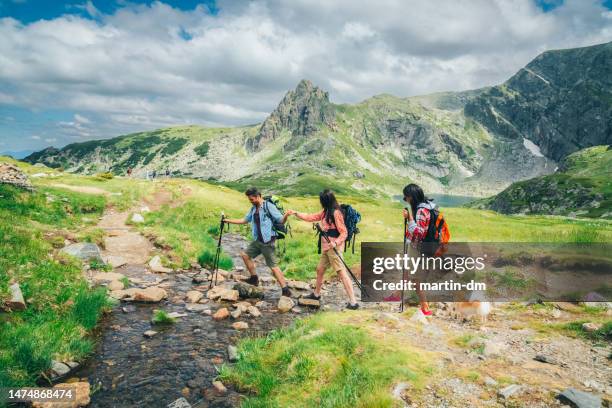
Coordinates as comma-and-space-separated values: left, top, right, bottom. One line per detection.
246, 79, 335, 151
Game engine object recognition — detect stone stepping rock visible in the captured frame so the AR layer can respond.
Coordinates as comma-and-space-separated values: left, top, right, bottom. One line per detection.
287, 280, 311, 290
556, 388, 602, 408
185, 290, 203, 303
277, 296, 294, 313
298, 297, 321, 308
212, 308, 229, 321
143, 330, 158, 338
185, 303, 209, 313
227, 345, 239, 362
232, 321, 248, 330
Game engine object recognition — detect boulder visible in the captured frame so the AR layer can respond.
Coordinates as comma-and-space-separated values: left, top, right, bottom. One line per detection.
277, 296, 295, 313
107, 280, 125, 291
233, 282, 264, 299
185, 290, 203, 303
213, 308, 230, 321
298, 297, 321, 308
230, 309, 242, 319
233, 301, 251, 312
143, 330, 158, 338
498, 384, 524, 399
51, 360, 71, 377
32, 381, 90, 408
212, 380, 227, 395
228, 345, 239, 362
104, 255, 127, 268
247, 305, 261, 317
115, 287, 167, 302
149, 255, 172, 273
209, 273, 225, 283
556, 388, 602, 408
6, 283, 26, 310
287, 280, 310, 290
482, 340, 508, 357
220, 289, 239, 302
167, 312, 188, 319
92, 272, 125, 283
581, 322, 602, 333
60, 243, 103, 262
0, 163, 33, 190
185, 303, 209, 313
207, 286, 226, 300
131, 213, 145, 223
232, 321, 249, 330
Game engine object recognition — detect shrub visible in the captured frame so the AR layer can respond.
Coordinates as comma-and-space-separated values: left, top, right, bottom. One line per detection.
71, 287, 110, 330
95, 172, 114, 180
194, 142, 210, 157
198, 249, 234, 271
152, 310, 176, 325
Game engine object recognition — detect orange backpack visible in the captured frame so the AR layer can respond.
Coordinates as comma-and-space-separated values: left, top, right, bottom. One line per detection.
421, 206, 450, 256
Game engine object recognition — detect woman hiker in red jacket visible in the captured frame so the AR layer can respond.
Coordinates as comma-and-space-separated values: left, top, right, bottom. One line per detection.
402, 183, 436, 316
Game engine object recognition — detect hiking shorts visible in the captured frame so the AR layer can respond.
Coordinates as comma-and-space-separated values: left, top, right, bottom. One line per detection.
317, 248, 344, 274
245, 240, 277, 268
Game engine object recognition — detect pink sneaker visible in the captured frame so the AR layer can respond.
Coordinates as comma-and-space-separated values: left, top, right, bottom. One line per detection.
421, 308, 433, 316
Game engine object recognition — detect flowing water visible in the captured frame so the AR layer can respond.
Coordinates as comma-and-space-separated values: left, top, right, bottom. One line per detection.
74, 234, 311, 407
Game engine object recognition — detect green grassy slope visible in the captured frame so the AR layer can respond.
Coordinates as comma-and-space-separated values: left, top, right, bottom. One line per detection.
470, 145, 612, 218
2, 157, 611, 396
0, 182, 109, 388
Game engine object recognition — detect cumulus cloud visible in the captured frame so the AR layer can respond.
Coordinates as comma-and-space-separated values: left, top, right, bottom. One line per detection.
1, 0, 611, 149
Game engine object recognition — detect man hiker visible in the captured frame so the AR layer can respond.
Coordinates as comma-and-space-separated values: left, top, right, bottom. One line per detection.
223, 187, 292, 297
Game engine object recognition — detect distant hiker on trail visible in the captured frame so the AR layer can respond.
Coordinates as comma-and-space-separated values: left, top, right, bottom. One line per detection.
401, 183, 450, 316
286, 189, 359, 310
165, 168, 170, 178
152, 170, 157, 179
223, 187, 292, 297
127, 167, 132, 177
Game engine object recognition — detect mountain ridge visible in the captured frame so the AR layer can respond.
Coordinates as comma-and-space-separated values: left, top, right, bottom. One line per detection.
24, 41, 612, 198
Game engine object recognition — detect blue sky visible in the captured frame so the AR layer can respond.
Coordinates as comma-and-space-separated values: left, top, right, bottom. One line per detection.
1, 0, 611, 155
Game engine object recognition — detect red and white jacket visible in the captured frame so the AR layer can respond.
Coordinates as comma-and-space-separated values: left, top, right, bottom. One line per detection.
406, 201, 436, 243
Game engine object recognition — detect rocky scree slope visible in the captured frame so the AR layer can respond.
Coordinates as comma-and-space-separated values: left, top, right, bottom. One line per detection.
469, 145, 612, 218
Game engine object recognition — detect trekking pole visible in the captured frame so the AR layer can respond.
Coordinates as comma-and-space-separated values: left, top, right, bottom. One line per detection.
209, 213, 227, 289
314, 223, 367, 297
400, 210, 408, 312
191, 213, 226, 281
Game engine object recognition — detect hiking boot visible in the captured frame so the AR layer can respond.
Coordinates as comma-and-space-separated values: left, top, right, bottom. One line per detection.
281, 286, 292, 297
346, 303, 360, 310
305, 292, 321, 301
245, 275, 259, 286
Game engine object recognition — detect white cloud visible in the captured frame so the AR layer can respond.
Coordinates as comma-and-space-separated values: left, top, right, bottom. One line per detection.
1, 0, 611, 149
31, 135, 40, 140
74, 113, 91, 124
45, 138, 57, 143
